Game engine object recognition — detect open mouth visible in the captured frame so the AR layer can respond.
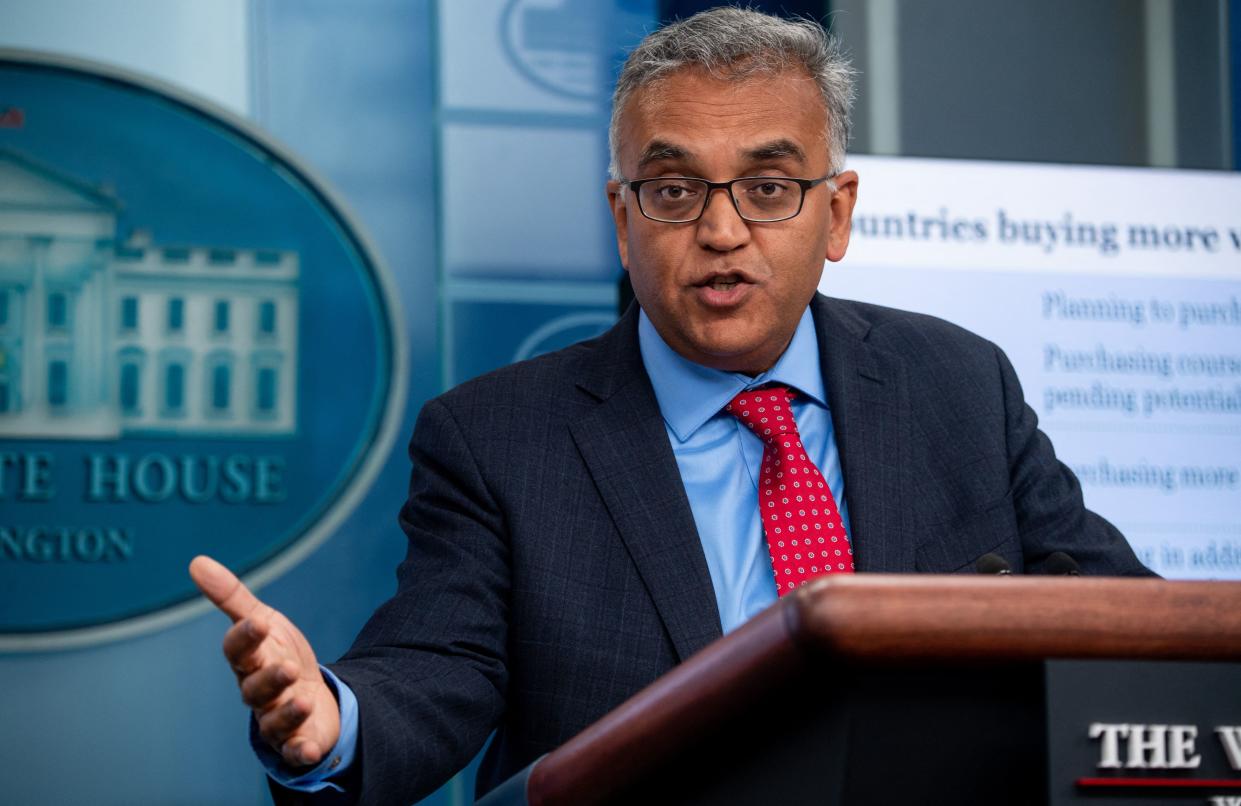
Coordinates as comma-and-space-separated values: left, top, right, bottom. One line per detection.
693, 273, 753, 307
696, 272, 750, 291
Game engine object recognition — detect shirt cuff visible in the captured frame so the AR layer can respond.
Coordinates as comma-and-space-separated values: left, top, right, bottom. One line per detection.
249, 665, 359, 793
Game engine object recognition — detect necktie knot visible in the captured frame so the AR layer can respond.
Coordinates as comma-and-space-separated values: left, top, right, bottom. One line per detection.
725, 386, 798, 441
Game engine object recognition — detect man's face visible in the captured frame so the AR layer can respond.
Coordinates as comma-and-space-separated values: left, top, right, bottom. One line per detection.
607, 68, 858, 375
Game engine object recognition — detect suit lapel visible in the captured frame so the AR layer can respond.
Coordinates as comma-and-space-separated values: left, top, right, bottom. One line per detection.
812, 295, 914, 572
568, 309, 723, 661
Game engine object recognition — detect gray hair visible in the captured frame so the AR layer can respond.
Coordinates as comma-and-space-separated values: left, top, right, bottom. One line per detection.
608, 7, 855, 181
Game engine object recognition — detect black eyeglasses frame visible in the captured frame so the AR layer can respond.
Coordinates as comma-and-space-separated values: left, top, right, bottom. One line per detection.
623, 175, 834, 223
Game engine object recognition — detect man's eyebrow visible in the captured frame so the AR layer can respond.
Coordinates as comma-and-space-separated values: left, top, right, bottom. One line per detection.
636, 140, 691, 173
744, 139, 807, 164
633, 138, 807, 175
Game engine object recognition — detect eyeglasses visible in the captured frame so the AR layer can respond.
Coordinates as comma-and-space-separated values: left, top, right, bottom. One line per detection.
624, 175, 832, 224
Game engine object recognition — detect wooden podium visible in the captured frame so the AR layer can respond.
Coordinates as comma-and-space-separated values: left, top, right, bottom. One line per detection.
479, 575, 1241, 805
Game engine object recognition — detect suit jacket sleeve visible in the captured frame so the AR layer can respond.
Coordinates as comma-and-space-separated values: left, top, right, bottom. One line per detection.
270, 396, 512, 805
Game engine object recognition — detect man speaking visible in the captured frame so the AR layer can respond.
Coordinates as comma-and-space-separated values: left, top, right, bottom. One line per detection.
190, 7, 1152, 803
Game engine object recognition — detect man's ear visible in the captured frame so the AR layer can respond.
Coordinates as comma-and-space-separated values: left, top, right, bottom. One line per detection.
606, 180, 630, 270
825, 170, 858, 263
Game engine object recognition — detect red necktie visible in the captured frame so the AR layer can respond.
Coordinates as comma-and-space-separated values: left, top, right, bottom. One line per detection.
726, 386, 854, 596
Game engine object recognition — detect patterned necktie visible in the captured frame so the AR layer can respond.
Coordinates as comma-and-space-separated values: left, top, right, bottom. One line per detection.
726, 386, 854, 596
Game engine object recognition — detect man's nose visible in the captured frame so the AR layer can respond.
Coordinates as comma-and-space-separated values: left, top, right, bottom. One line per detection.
695, 187, 751, 251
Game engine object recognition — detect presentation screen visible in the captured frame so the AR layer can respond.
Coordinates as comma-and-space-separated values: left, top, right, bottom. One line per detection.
825, 155, 1241, 580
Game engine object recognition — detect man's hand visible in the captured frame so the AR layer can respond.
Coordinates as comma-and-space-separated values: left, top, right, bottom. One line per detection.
189, 555, 341, 768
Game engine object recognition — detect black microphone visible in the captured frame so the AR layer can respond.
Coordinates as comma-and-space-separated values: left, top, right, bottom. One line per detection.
1044, 551, 1082, 576
975, 552, 1013, 575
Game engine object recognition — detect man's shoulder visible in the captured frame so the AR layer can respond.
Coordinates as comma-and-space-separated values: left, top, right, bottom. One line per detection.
428, 316, 630, 419
816, 295, 998, 362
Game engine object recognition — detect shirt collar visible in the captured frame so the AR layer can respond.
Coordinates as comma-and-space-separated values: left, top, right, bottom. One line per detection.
638, 306, 828, 443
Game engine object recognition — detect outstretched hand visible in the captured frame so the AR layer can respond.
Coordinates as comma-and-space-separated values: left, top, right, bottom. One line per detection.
189, 555, 341, 768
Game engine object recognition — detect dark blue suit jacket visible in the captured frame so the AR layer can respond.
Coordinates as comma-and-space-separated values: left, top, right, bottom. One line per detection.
288, 295, 1149, 804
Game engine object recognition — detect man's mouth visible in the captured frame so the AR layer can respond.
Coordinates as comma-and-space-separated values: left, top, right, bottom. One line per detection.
693, 273, 754, 307
695, 272, 751, 290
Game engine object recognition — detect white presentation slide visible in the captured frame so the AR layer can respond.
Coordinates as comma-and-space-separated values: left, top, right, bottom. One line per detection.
825, 155, 1241, 580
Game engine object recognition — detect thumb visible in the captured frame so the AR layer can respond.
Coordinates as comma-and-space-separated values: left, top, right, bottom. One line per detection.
189, 555, 263, 623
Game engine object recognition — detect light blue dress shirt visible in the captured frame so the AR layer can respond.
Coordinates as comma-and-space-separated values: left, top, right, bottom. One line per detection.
637, 306, 851, 633
265, 304, 852, 788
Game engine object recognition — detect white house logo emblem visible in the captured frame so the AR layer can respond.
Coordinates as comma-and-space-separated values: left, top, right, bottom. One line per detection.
0, 157, 299, 440
0, 54, 405, 649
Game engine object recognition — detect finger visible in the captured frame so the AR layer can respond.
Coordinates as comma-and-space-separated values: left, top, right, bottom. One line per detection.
283, 737, 324, 768
189, 555, 263, 623
257, 695, 311, 749
240, 660, 297, 709
221, 616, 271, 671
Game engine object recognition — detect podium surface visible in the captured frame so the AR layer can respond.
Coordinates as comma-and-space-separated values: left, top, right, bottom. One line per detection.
485, 576, 1241, 805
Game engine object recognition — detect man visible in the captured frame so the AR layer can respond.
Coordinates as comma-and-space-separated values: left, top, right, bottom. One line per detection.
190, 7, 1151, 804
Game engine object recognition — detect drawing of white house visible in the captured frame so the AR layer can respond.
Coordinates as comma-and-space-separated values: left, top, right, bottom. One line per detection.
0, 148, 299, 439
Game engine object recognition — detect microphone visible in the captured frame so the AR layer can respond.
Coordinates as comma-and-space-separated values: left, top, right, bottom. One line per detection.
975, 552, 1013, 575
1044, 551, 1082, 576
